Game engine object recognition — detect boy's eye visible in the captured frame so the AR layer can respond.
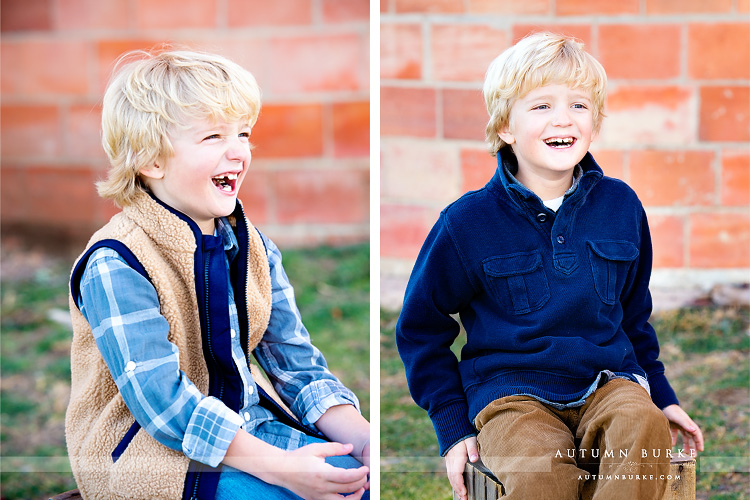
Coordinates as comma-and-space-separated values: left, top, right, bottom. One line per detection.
239, 132, 250, 139
533, 104, 550, 110
203, 134, 221, 141
572, 103, 588, 109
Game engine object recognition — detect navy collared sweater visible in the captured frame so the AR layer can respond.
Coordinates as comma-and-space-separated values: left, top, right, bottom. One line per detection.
396, 148, 679, 455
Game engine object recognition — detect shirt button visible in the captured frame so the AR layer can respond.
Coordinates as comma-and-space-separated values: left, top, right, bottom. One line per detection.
557, 235, 566, 244
247, 385, 255, 396
243, 412, 251, 421
230, 329, 236, 339
124, 361, 136, 372
536, 213, 547, 223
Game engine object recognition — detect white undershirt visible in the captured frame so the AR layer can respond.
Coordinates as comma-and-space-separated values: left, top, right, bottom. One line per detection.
543, 195, 565, 212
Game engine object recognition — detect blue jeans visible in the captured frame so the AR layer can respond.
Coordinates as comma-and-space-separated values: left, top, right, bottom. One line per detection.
215, 424, 369, 499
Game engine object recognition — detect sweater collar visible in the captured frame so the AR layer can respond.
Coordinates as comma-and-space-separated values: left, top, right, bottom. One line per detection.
491, 147, 604, 204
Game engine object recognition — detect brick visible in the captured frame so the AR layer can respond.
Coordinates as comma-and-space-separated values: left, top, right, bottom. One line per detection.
1, 105, 61, 158
134, 0, 217, 29
273, 169, 368, 224
630, 150, 715, 206
646, 0, 732, 13
443, 88, 488, 141
0, 165, 99, 225
468, 0, 549, 14
381, 87, 436, 137
395, 0, 463, 13
690, 213, 750, 268
601, 86, 694, 146
251, 104, 324, 158
381, 23, 422, 80
699, 87, 750, 142
589, 149, 625, 180
721, 151, 750, 206
55, 0, 130, 30
237, 169, 271, 224
381, 140, 460, 204
648, 215, 684, 268
201, 38, 270, 92
66, 104, 106, 161
460, 148, 496, 193
1, 40, 90, 96
333, 101, 370, 158
227, 0, 312, 26
688, 24, 750, 79
380, 204, 439, 259
322, 0, 369, 22
269, 33, 365, 94
599, 25, 681, 79
431, 24, 507, 82
0, 0, 52, 31
512, 25, 592, 48
556, 0, 639, 15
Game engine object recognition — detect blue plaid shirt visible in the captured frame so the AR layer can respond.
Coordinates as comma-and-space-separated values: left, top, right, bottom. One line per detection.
77, 218, 359, 468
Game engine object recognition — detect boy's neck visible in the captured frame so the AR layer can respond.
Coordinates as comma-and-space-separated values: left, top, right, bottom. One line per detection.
515, 167, 576, 202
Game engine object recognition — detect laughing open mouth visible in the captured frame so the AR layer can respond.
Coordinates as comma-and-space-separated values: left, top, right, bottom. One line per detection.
544, 137, 576, 148
212, 173, 238, 192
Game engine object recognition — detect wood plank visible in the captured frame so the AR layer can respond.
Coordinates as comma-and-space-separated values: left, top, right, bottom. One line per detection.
462, 457, 695, 499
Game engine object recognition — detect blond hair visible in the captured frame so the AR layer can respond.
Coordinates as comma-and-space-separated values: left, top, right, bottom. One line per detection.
483, 32, 607, 154
97, 48, 262, 206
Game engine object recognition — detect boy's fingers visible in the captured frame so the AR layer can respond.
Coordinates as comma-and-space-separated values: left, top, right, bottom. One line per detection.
307, 441, 355, 459
465, 437, 479, 462
326, 465, 370, 485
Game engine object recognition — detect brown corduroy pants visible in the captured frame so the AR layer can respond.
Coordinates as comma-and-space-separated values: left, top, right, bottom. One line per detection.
475, 378, 672, 500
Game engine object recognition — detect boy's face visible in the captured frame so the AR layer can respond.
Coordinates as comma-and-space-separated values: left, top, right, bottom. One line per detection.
499, 84, 594, 180
140, 117, 251, 235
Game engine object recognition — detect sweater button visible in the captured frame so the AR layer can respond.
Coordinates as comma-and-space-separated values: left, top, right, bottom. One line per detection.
536, 213, 547, 223
556, 235, 566, 244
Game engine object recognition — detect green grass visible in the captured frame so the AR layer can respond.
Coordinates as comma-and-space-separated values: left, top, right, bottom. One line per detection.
380, 306, 750, 500
0, 243, 369, 500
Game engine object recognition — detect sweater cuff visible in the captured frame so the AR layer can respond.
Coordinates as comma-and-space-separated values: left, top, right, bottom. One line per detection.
429, 400, 477, 456
648, 371, 679, 409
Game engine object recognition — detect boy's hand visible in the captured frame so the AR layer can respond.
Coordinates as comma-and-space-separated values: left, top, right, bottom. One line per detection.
662, 404, 704, 457
445, 436, 479, 500
278, 442, 370, 500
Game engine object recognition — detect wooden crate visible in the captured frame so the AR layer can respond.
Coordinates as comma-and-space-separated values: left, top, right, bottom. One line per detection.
455, 456, 696, 500
49, 489, 82, 500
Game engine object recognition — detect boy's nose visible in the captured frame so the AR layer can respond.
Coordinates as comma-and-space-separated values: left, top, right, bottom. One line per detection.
551, 107, 573, 126
226, 141, 251, 163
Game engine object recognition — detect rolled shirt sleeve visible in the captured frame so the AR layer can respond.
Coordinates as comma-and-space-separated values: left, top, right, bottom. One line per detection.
78, 248, 242, 467
254, 235, 360, 426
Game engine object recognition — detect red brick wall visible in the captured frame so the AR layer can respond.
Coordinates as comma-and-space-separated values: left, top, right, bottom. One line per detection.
381, 1, 750, 292
1, 0, 369, 249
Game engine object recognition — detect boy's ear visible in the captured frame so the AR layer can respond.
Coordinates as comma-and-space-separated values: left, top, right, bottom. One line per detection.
139, 162, 165, 180
498, 128, 516, 145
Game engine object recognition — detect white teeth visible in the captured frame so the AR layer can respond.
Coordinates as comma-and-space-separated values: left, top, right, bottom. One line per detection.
544, 137, 575, 148
212, 172, 239, 191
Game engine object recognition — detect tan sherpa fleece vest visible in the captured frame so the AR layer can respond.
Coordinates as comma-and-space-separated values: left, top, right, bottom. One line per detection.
65, 191, 271, 500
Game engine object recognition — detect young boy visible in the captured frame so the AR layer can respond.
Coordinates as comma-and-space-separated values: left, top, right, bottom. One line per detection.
396, 33, 703, 500
66, 49, 370, 500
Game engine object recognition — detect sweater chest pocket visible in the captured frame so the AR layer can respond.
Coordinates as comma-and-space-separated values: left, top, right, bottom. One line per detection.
587, 240, 639, 305
482, 251, 550, 315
